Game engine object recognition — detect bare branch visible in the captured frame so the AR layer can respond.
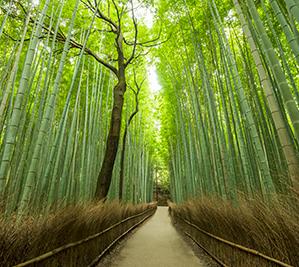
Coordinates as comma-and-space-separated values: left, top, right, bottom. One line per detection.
118, 67, 144, 200
125, 0, 138, 68
128, 69, 144, 122
123, 25, 162, 46
68, 39, 118, 75
81, 0, 118, 32
119, 4, 127, 21
94, 28, 114, 34
123, 25, 171, 50
111, 0, 121, 25
3, 31, 32, 42
16, 1, 119, 75
134, 49, 151, 61
133, 69, 145, 94
129, 86, 137, 95
128, 69, 145, 102
135, 35, 171, 47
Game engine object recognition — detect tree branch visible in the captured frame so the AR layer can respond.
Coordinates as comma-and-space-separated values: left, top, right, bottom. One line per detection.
12, 1, 119, 76
68, 39, 118, 75
118, 68, 144, 200
123, 25, 171, 50
81, 0, 118, 32
111, 0, 121, 25
127, 69, 144, 127
125, 0, 138, 67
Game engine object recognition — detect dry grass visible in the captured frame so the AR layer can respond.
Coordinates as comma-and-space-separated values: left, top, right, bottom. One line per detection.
0, 201, 156, 266
169, 194, 299, 266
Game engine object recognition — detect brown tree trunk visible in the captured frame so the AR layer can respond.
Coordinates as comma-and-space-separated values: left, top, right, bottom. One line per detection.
119, 74, 141, 201
95, 79, 126, 199
119, 127, 128, 200
94, 29, 128, 200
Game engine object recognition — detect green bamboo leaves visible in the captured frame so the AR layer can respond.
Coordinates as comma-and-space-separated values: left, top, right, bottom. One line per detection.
246, 0, 299, 144
2, 0, 297, 214
0, 0, 154, 216
159, 0, 299, 203
234, 0, 299, 187
0, 0, 49, 197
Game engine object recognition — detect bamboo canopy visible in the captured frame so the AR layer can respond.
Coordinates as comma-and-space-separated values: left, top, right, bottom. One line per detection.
0, 0, 298, 214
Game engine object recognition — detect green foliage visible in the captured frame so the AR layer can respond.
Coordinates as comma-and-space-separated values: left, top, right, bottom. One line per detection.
0, 0, 157, 215
156, 0, 299, 202
0, 0, 298, 213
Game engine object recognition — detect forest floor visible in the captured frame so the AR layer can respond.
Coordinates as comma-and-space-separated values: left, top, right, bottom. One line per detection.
97, 206, 218, 267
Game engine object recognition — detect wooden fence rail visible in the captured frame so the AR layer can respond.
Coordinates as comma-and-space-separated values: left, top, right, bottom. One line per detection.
174, 214, 294, 267
14, 207, 156, 267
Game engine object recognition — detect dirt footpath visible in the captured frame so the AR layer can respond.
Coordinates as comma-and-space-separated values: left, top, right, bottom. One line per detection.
100, 206, 207, 267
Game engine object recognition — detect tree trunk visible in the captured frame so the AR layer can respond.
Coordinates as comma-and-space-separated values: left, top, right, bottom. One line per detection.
119, 84, 140, 201
119, 127, 128, 200
95, 79, 126, 199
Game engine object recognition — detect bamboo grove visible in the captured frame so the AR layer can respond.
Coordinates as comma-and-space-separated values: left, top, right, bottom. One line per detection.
157, 0, 299, 203
0, 0, 155, 216
1, 0, 299, 216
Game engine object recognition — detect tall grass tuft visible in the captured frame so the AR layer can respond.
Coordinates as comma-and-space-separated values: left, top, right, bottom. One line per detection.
0, 201, 156, 266
169, 195, 299, 266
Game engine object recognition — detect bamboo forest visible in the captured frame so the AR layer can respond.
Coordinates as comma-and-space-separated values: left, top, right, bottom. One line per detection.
0, 0, 299, 266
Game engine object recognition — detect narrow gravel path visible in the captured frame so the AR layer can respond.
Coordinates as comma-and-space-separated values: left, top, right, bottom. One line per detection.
105, 206, 206, 267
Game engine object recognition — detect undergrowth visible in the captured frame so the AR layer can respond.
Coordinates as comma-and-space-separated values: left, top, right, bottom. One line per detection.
169, 194, 299, 266
0, 201, 156, 266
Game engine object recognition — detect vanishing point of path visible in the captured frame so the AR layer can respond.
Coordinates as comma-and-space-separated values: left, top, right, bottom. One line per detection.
100, 207, 208, 267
